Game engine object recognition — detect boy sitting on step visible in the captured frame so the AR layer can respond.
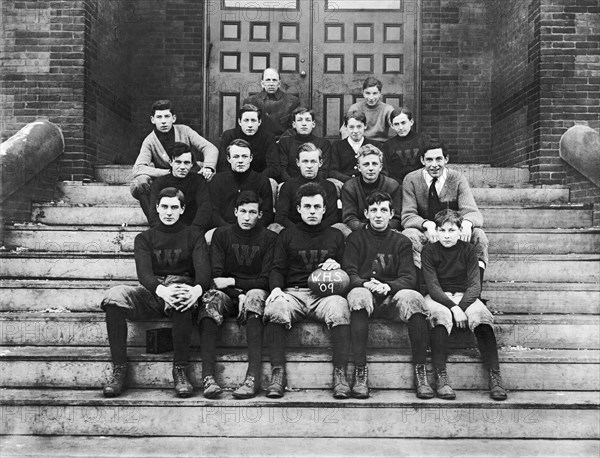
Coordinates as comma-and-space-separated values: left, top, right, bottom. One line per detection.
421, 209, 507, 401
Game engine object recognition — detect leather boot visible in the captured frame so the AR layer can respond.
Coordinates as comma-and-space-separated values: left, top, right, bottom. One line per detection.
265, 366, 286, 398
351, 365, 369, 399
435, 368, 456, 400
103, 363, 127, 398
333, 366, 351, 399
414, 364, 434, 399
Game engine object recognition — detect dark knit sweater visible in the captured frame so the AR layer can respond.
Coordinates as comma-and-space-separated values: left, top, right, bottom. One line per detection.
217, 126, 276, 174
208, 169, 274, 228
154, 127, 175, 154
421, 240, 481, 311
210, 223, 277, 291
275, 176, 339, 228
341, 175, 403, 231
149, 172, 212, 231
382, 131, 432, 184
270, 222, 345, 289
329, 138, 380, 183
134, 221, 211, 293
271, 132, 332, 182
343, 225, 417, 295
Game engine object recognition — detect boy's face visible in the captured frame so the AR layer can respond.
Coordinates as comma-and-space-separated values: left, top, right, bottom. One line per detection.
261, 69, 281, 94
157, 196, 184, 225
363, 86, 381, 107
364, 201, 393, 232
357, 153, 382, 184
297, 194, 325, 226
390, 113, 414, 137
170, 152, 194, 178
238, 111, 261, 136
296, 149, 322, 179
437, 221, 460, 248
347, 117, 366, 142
151, 109, 175, 133
292, 112, 315, 135
227, 145, 253, 173
235, 202, 262, 230
421, 148, 448, 178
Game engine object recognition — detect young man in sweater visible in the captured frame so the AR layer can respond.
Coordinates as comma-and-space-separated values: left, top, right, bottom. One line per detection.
270, 142, 339, 233
199, 191, 277, 399
263, 182, 352, 399
101, 187, 211, 398
343, 191, 433, 399
209, 139, 274, 232
340, 144, 402, 236
340, 77, 394, 143
216, 104, 276, 175
421, 209, 507, 400
401, 140, 489, 287
148, 142, 212, 232
269, 107, 331, 182
131, 100, 218, 218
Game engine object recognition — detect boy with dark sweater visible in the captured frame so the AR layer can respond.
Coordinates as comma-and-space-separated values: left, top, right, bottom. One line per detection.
199, 191, 277, 399
101, 187, 211, 398
422, 209, 507, 401
343, 191, 433, 399
208, 139, 274, 230
216, 104, 276, 175
131, 100, 218, 218
149, 142, 212, 231
263, 183, 352, 399
271, 142, 339, 232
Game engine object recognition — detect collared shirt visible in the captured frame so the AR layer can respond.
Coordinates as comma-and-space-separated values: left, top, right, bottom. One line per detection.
347, 136, 364, 154
423, 167, 448, 194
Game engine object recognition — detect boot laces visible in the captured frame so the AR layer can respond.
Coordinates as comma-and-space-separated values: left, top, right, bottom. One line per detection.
355, 365, 368, 385
415, 364, 428, 384
109, 364, 126, 383
489, 369, 504, 388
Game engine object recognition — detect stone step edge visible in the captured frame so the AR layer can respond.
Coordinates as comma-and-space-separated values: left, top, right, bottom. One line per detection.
1, 347, 598, 364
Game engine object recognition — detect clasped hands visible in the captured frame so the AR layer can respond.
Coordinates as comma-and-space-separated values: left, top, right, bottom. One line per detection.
156, 283, 203, 312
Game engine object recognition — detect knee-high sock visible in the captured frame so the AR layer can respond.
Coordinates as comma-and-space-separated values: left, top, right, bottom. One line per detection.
407, 313, 428, 365
199, 317, 218, 375
430, 325, 449, 370
331, 324, 351, 368
350, 309, 369, 367
246, 313, 264, 377
474, 324, 500, 370
138, 193, 152, 220
266, 322, 286, 367
105, 305, 128, 365
173, 309, 193, 366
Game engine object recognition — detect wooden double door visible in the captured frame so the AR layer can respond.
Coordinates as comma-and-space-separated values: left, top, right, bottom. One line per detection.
206, 0, 420, 142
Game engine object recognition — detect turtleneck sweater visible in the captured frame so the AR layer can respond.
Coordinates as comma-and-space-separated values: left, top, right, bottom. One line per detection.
382, 130, 433, 184
271, 132, 332, 182
217, 126, 276, 174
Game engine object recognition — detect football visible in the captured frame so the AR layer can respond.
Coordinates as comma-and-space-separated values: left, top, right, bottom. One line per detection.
308, 268, 351, 297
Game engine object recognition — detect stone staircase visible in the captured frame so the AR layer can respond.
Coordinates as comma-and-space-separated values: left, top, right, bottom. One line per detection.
1, 164, 599, 457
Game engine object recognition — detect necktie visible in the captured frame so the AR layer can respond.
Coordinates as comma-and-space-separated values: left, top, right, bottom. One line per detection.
427, 177, 441, 221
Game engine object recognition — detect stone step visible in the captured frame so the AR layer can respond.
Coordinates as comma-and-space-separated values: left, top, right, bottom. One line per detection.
2, 253, 598, 283
1, 388, 598, 439
95, 164, 532, 187
1, 347, 598, 391
2, 280, 597, 315
31, 203, 594, 228
4, 226, 600, 255
55, 182, 570, 206
2, 436, 599, 458
2, 313, 596, 350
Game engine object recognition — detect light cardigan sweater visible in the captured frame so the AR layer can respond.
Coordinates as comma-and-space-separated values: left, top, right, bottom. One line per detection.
401, 168, 483, 229
132, 125, 219, 178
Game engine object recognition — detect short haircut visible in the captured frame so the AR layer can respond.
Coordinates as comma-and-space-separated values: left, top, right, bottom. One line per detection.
421, 139, 447, 159
357, 144, 383, 163
389, 106, 413, 124
158, 187, 185, 207
261, 67, 280, 80
344, 109, 367, 126
296, 142, 322, 160
362, 76, 382, 92
168, 142, 195, 162
292, 106, 315, 122
366, 191, 393, 209
238, 103, 262, 121
226, 138, 252, 157
294, 182, 327, 208
434, 209, 462, 228
235, 190, 261, 208
151, 99, 172, 115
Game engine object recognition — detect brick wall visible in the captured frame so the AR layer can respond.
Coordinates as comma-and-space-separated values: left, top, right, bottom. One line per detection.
420, 0, 492, 163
